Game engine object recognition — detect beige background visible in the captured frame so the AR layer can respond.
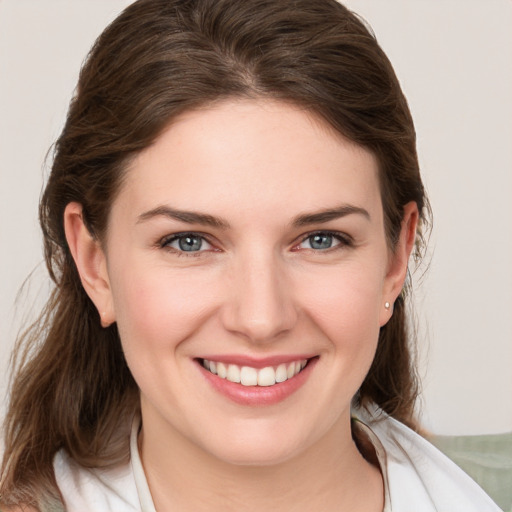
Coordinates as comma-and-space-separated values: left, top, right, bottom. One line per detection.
1, 0, 511, 436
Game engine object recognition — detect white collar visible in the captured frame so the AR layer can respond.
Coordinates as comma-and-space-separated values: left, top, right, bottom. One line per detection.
129, 408, 501, 512
129, 412, 392, 512
130, 415, 157, 512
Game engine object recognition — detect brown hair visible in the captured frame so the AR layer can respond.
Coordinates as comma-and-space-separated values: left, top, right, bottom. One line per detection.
1, 0, 429, 507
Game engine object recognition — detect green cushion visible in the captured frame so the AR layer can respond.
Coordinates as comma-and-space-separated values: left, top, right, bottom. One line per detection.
430, 432, 512, 511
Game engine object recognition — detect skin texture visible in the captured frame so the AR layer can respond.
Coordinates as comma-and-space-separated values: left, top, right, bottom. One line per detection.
65, 99, 417, 511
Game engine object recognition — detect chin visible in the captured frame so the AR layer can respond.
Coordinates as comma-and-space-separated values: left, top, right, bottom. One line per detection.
213, 442, 302, 468
198, 421, 314, 468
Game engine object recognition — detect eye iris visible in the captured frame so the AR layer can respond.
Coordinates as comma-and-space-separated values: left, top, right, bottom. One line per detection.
310, 234, 332, 250
178, 235, 202, 251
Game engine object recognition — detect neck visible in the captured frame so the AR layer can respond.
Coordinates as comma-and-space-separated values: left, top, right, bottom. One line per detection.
139, 409, 383, 512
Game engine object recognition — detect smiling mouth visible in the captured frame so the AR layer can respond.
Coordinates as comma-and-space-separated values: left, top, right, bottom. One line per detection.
200, 358, 311, 387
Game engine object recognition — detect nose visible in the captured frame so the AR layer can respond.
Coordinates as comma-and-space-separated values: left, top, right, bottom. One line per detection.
221, 250, 298, 343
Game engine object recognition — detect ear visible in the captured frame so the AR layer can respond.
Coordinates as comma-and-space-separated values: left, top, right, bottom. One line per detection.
380, 201, 419, 326
64, 202, 115, 327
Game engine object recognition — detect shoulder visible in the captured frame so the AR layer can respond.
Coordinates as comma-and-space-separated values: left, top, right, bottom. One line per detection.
353, 405, 503, 512
0, 500, 64, 512
53, 450, 140, 511
0, 505, 60, 512
0, 507, 38, 512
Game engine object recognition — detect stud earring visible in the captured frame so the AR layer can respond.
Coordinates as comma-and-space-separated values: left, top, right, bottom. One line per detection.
384, 302, 391, 310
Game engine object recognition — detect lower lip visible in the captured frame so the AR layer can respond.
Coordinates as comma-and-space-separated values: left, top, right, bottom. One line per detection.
198, 358, 317, 406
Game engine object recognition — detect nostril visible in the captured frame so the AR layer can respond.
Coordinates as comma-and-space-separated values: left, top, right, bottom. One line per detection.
219, 264, 298, 342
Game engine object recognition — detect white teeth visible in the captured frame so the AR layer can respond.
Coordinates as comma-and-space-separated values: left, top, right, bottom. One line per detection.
226, 364, 241, 383
240, 366, 258, 386
275, 364, 288, 383
287, 362, 296, 379
202, 358, 309, 387
257, 366, 276, 387
217, 362, 227, 379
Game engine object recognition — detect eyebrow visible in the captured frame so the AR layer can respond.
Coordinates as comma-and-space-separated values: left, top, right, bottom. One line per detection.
137, 204, 370, 229
291, 205, 370, 227
137, 206, 230, 229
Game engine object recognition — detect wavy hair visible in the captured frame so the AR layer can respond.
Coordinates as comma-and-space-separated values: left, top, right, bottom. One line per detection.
1, 0, 430, 507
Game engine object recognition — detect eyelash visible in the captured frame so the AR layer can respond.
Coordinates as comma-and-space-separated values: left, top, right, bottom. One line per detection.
158, 230, 353, 256
159, 232, 216, 256
294, 231, 354, 252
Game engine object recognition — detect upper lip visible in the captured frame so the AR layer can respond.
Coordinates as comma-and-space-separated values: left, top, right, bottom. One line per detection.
197, 354, 316, 369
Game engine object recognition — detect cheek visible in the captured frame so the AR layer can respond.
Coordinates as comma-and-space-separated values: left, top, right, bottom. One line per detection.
296, 263, 384, 351
109, 264, 220, 355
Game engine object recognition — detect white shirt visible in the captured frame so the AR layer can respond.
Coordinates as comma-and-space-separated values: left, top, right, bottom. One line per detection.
53, 407, 503, 512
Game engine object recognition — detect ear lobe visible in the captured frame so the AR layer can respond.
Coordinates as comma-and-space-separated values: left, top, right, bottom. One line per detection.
380, 201, 419, 325
64, 202, 115, 327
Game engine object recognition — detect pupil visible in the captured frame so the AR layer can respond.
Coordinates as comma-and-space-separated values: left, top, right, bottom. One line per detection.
179, 236, 202, 251
311, 234, 332, 250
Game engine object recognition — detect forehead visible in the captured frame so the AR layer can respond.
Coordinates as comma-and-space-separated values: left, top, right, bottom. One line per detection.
114, 99, 382, 224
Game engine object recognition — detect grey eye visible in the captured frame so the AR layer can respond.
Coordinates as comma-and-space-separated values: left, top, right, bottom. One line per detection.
177, 235, 203, 251
308, 233, 334, 250
296, 232, 350, 251
164, 233, 213, 252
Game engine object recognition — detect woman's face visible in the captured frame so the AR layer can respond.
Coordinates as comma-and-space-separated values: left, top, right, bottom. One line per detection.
87, 99, 414, 465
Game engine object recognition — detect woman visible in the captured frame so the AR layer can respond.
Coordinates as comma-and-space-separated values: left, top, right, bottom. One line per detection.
0, 0, 502, 511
